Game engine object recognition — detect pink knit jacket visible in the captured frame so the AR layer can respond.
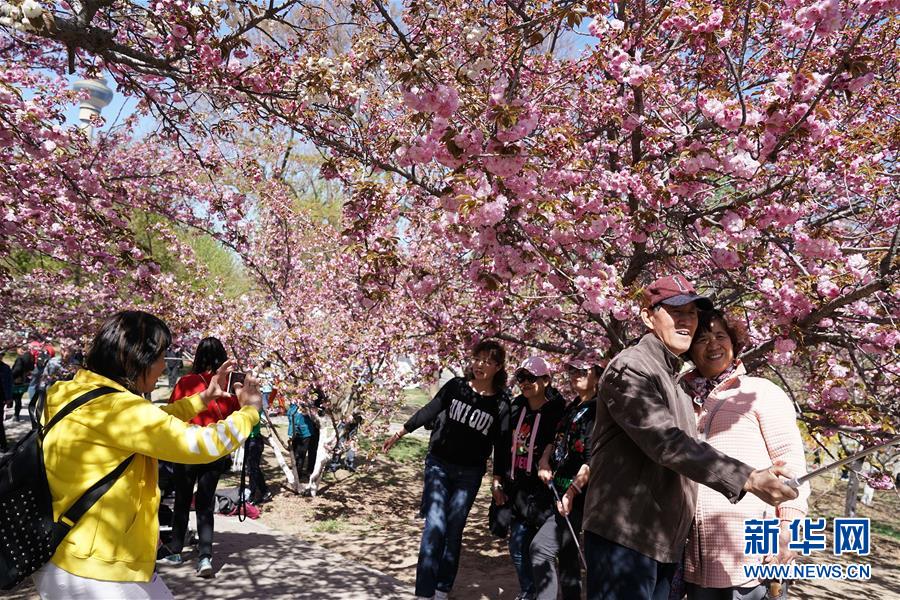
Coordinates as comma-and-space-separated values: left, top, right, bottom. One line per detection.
683, 362, 810, 589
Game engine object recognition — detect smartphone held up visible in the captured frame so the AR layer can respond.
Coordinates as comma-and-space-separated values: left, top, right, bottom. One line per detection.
227, 371, 246, 395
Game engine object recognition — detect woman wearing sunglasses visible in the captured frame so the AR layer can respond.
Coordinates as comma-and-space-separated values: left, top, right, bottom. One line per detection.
496, 357, 566, 600
531, 351, 605, 599
382, 340, 511, 600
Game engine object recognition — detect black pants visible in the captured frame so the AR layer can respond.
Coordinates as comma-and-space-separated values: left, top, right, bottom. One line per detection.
246, 436, 269, 500
27, 387, 46, 428
0, 399, 7, 452
167, 367, 180, 389
170, 457, 230, 560
291, 434, 311, 477
13, 386, 27, 420
585, 531, 677, 600
531, 499, 584, 600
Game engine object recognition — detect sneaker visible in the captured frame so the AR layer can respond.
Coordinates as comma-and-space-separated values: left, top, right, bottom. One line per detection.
434, 591, 449, 600
156, 553, 183, 565
196, 557, 213, 578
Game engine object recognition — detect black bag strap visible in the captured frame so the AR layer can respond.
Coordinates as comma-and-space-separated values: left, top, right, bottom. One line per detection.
41, 386, 118, 436
37, 385, 135, 547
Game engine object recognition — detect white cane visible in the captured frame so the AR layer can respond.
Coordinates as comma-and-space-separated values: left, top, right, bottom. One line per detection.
548, 482, 588, 571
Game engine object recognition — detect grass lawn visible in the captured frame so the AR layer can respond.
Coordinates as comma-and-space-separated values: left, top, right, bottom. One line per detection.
402, 387, 431, 408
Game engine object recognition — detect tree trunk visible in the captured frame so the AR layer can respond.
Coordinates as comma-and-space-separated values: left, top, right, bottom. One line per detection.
263, 417, 301, 494
844, 458, 863, 517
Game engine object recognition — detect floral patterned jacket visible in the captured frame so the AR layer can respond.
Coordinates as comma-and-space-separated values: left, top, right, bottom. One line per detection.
549, 397, 596, 492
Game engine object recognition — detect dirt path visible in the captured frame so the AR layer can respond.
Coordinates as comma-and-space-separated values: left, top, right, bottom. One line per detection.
257, 455, 521, 599
790, 475, 900, 600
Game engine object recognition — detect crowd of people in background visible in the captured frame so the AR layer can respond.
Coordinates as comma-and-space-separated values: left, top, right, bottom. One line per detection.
1, 338, 83, 451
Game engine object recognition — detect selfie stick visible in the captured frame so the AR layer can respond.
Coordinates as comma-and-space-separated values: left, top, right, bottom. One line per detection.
548, 482, 588, 571
783, 435, 900, 488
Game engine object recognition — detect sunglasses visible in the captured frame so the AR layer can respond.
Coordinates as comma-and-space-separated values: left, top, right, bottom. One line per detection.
566, 366, 590, 376
515, 372, 539, 384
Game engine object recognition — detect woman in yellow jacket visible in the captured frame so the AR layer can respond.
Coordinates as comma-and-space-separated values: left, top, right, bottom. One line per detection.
32, 311, 261, 599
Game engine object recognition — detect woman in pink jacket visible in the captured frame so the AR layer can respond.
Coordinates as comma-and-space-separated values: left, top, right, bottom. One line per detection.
682, 310, 810, 600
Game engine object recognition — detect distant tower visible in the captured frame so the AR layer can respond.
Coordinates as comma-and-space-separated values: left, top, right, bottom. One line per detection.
72, 78, 113, 140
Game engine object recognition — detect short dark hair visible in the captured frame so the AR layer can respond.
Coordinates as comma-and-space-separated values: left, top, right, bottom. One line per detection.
692, 309, 747, 354
84, 311, 172, 393
464, 340, 508, 392
192, 337, 228, 374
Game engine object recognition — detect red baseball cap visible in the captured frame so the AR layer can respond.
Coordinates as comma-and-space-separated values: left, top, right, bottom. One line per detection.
645, 275, 713, 310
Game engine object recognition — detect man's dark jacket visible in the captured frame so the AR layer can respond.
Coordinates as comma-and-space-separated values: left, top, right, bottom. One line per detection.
583, 333, 755, 563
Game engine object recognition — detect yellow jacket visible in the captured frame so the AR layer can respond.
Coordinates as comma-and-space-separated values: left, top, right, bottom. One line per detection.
42, 369, 259, 582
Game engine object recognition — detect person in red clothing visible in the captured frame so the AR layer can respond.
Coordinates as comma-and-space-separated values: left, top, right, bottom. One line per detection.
157, 337, 239, 578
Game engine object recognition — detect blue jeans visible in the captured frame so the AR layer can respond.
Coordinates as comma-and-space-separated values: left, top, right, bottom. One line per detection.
415, 454, 484, 597
261, 391, 270, 411
584, 531, 677, 600
509, 516, 537, 595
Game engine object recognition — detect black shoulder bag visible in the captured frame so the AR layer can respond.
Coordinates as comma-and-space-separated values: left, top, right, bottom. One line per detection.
0, 386, 134, 590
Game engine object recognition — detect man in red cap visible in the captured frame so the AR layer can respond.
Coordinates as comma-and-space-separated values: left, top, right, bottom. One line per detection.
581, 274, 799, 600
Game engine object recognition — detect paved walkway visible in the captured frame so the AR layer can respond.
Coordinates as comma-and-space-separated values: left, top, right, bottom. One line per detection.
155, 512, 407, 599
8, 508, 407, 599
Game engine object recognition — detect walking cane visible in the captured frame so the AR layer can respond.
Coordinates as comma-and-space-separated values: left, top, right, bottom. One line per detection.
548, 482, 588, 571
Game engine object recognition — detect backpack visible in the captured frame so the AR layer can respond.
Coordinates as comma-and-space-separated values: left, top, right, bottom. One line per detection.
214, 494, 236, 514
0, 386, 134, 590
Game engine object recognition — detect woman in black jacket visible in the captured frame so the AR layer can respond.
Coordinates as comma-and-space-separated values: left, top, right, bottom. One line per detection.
382, 340, 511, 600
532, 352, 605, 600
496, 357, 565, 600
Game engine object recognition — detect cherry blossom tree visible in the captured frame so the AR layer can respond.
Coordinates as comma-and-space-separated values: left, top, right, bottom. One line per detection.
1, 0, 897, 444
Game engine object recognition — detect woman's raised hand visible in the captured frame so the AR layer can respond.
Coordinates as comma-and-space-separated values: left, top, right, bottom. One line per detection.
234, 373, 262, 410
200, 359, 237, 405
